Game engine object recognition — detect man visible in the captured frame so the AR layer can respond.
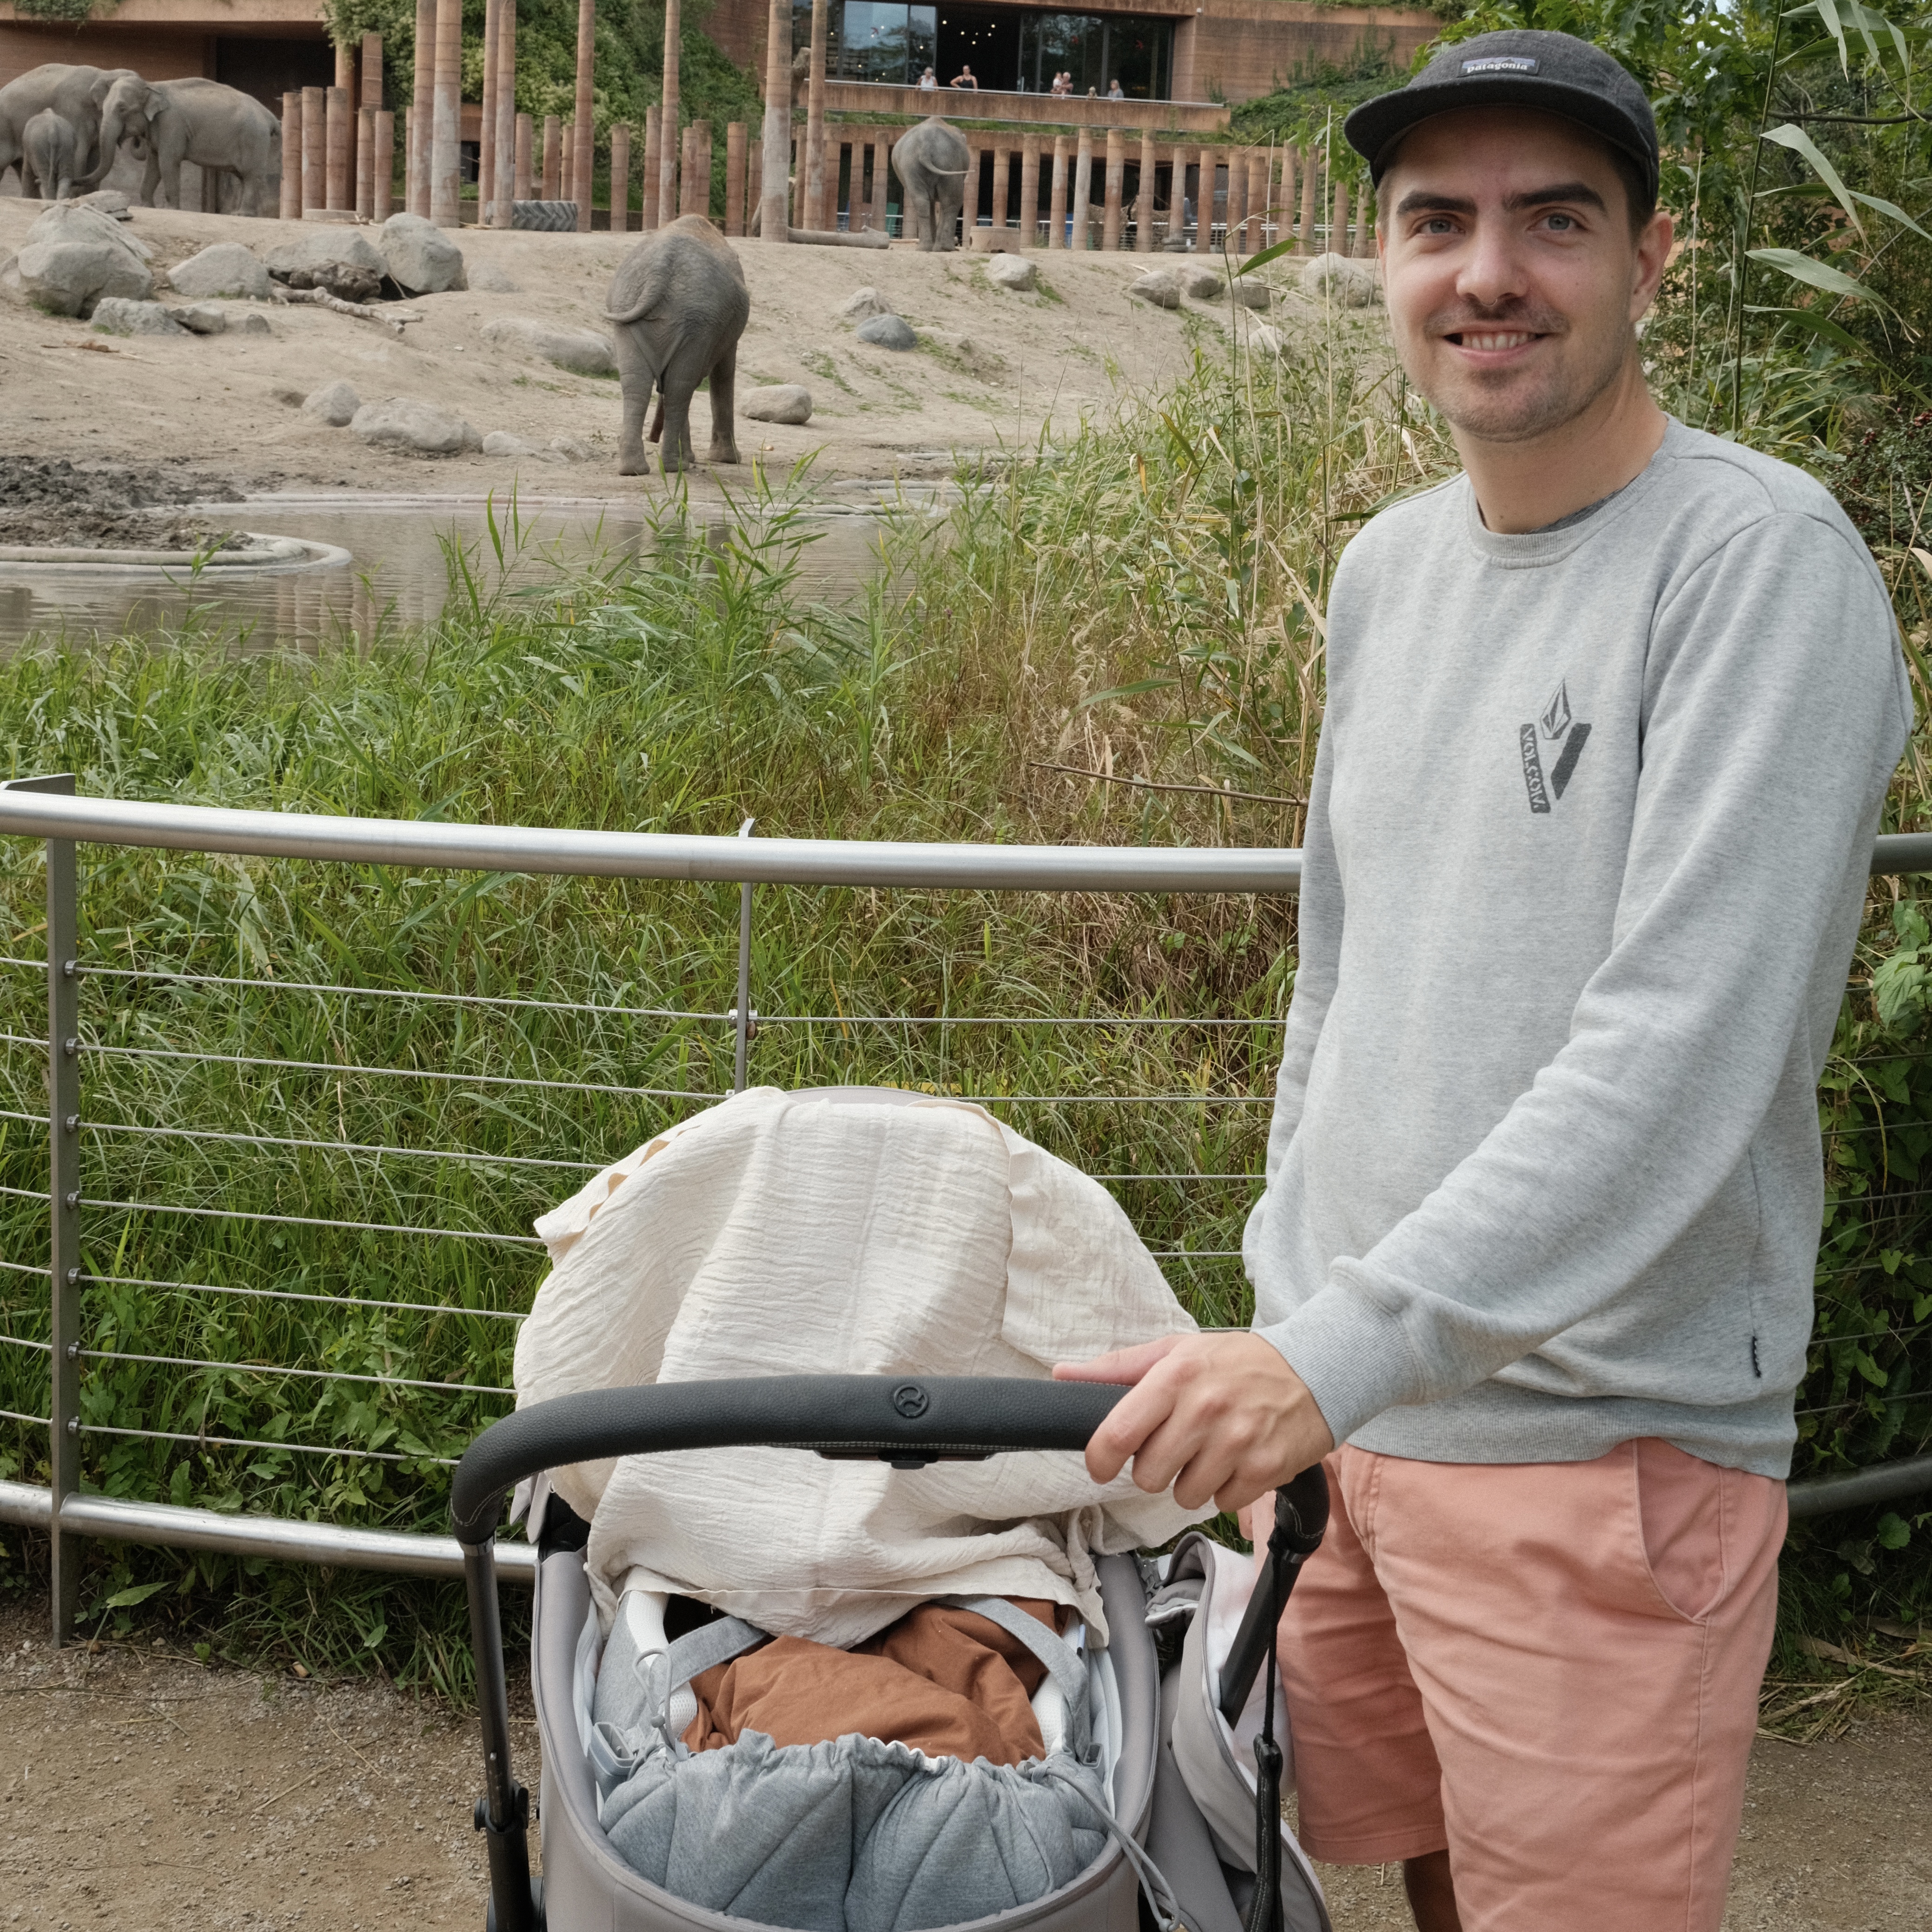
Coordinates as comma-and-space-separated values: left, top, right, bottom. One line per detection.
1057, 29, 1910, 1932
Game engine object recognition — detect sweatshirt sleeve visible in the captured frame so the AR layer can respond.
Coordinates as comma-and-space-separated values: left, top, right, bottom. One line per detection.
1256, 509, 1912, 1445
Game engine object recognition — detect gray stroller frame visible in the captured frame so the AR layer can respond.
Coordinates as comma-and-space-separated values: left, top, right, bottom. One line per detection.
451, 1374, 1330, 1932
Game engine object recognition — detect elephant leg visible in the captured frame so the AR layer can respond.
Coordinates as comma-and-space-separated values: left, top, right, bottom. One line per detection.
144, 149, 165, 208
706, 343, 740, 466
615, 368, 655, 476
658, 387, 696, 476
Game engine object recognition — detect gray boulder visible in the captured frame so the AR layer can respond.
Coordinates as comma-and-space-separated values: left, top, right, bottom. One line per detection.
741, 384, 813, 426
478, 315, 615, 377
481, 430, 589, 463
230, 309, 272, 336
1302, 252, 1378, 306
303, 380, 362, 427
168, 304, 227, 335
1247, 324, 1284, 359
837, 286, 892, 324
0, 203, 153, 317
168, 242, 272, 302
75, 189, 132, 220
380, 212, 465, 295
262, 227, 386, 280
1182, 265, 1224, 300
350, 396, 482, 457
1127, 269, 1181, 311
985, 254, 1037, 292
90, 297, 187, 337
855, 312, 917, 351
469, 262, 521, 293
1232, 278, 1269, 312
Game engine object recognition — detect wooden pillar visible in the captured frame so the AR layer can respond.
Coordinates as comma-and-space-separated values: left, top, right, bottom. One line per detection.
803, 0, 828, 231
1135, 128, 1156, 251
410, 0, 435, 215
725, 119, 746, 234
574, 0, 595, 232
759, 0, 790, 242
990, 143, 1010, 233
611, 121, 631, 232
1330, 171, 1347, 255
688, 119, 711, 218
1101, 127, 1124, 251
302, 85, 325, 216
491, 0, 515, 225
430, 0, 462, 225
480, 0, 499, 221
280, 92, 302, 218
1197, 145, 1215, 249
1046, 133, 1066, 248
374, 109, 394, 221
1297, 143, 1317, 252
324, 85, 349, 210
872, 134, 890, 234
1017, 132, 1039, 245
1351, 176, 1372, 257
361, 31, 383, 108
542, 115, 561, 200
660, 0, 681, 234
1069, 126, 1092, 250
642, 106, 661, 228
748, 139, 762, 229
562, 120, 575, 206
335, 40, 355, 93
1226, 146, 1246, 255
1246, 151, 1266, 253
356, 106, 375, 217
514, 112, 533, 204
962, 141, 980, 240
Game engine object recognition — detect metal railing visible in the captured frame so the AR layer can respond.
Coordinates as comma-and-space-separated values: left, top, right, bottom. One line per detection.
0, 778, 1926, 1645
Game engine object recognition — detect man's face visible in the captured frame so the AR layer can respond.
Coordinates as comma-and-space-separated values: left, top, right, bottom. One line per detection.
1377, 107, 1671, 444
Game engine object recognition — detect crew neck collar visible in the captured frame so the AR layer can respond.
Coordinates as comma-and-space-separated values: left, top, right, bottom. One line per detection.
1460, 417, 1682, 565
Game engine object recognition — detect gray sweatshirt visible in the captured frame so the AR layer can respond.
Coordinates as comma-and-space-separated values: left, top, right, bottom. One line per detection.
1242, 418, 1912, 1478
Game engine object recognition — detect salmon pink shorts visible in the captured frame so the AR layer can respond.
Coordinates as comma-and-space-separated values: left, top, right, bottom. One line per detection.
1275, 1439, 1786, 1932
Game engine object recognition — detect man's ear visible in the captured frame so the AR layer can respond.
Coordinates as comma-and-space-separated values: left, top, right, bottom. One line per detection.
1632, 206, 1675, 323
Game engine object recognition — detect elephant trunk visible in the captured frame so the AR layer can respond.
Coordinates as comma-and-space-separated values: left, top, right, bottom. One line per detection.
77, 106, 136, 189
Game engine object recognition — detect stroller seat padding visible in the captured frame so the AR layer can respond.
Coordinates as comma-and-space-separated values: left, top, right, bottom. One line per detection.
600, 1730, 1116, 1932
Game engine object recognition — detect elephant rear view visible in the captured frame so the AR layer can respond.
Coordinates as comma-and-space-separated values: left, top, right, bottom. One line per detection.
21, 108, 79, 200
605, 215, 750, 477
0, 64, 134, 186
891, 117, 970, 252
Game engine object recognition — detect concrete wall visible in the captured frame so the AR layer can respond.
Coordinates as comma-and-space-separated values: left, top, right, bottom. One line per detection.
1171, 0, 1434, 105
0, 0, 327, 93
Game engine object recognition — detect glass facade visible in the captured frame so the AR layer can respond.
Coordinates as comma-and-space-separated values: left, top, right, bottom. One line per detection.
794, 1, 1170, 99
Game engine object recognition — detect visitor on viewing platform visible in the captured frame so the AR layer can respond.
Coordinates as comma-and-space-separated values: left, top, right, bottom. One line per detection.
950, 64, 977, 89
918, 66, 936, 90
1107, 79, 1124, 99
1054, 26, 1911, 1932
1051, 71, 1072, 97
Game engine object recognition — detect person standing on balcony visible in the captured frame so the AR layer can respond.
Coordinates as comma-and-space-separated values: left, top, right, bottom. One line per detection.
918, 66, 937, 91
1106, 78, 1124, 99
1058, 28, 1910, 1932
950, 64, 977, 90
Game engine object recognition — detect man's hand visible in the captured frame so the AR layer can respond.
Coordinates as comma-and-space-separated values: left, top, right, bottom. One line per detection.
1053, 1332, 1335, 1515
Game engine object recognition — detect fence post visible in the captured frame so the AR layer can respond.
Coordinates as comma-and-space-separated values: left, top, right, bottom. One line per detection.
6, 776, 80, 1641
734, 818, 755, 1092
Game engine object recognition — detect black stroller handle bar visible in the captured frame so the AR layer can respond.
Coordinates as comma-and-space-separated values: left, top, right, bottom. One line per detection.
450, 1373, 1132, 1544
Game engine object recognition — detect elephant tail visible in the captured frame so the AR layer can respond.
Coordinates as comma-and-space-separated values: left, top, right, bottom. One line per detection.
605, 247, 679, 326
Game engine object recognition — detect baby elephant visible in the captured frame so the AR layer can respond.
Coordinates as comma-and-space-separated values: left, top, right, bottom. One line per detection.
20, 107, 79, 200
606, 215, 750, 476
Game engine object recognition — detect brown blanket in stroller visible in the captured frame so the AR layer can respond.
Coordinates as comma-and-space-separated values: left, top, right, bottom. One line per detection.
685, 1599, 1068, 1767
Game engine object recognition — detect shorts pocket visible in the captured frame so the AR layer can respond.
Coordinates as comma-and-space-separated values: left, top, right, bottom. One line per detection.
1632, 1438, 1730, 1624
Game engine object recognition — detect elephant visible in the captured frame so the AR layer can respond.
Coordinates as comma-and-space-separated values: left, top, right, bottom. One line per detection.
890, 116, 970, 252
20, 109, 79, 201
0, 64, 135, 192
86, 76, 281, 216
605, 215, 750, 477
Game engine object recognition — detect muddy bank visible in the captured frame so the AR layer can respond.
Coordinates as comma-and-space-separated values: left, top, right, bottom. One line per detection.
0, 455, 269, 551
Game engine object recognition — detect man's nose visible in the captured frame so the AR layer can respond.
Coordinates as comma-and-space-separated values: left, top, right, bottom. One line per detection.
1455, 216, 1529, 311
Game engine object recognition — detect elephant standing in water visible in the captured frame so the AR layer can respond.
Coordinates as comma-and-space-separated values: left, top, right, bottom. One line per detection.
0, 64, 134, 192
605, 215, 750, 477
890, 117, 970, 251
86, 76, 280, 215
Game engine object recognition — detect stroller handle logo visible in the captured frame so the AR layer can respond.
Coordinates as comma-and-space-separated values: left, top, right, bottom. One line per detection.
892, 1383, 931, 1419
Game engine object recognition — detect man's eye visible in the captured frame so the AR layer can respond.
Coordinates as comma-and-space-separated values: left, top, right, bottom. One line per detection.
1419, 217, 1456, 235
1544, 212, 1576, 231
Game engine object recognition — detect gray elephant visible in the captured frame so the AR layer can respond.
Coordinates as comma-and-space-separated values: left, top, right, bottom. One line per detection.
0, 64, 134, 191
890, 116, 970, 252
87, 76, 280, 216
605, 215, 750, 477
20, 108, 79, 200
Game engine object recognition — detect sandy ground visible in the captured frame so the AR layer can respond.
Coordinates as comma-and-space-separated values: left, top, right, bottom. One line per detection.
0, 200, 1300, 502
1, 1590, 1925, 1932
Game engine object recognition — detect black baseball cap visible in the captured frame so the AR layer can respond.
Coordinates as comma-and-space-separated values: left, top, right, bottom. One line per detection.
1343, 29, 1659, 204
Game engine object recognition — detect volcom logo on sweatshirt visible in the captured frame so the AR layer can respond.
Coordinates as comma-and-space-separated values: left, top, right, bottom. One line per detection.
1519, 680, 1591, 814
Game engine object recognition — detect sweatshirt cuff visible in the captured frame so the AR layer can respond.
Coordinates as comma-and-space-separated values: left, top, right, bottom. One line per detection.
1255, 1275, 1426, 1448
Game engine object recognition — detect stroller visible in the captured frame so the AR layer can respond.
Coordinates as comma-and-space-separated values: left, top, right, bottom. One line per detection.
451, 1374, 1334, 1932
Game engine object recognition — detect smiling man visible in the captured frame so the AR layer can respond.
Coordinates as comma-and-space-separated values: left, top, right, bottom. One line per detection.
1056, 29, 1913, 1932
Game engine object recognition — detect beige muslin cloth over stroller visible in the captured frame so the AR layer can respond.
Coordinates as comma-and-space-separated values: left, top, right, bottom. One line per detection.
513, 1085, 1211, 1647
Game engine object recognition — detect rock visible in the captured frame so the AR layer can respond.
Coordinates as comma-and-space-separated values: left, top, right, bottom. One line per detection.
480, 431, 591, 463
379, 212, 466, 295
469, 262, 521, 293
550, 436, 592, 463
89, 297, 187, 337
1233, 279, 1270, 311
1126, 269, 1181, 310
0, 203, 152, 317
1247, 324, 1284, 358
261, 227, 386, 280
303, 380, 362, 427
167, 303, 226, 335
75, 189, 131, 220
984, 253, 1037, 292
288, 264, 383, 304
167, 242, 272, 302
271, 384, 305, 407
837, 286, 892, 323
741, 384, 813, 426
230, 309, 272, 336
1302, 252, 1379, 306
855, 311, 917, 351
478, 315, 615, 377
1182, 265, 1224, 300
350, 396, 482, 457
